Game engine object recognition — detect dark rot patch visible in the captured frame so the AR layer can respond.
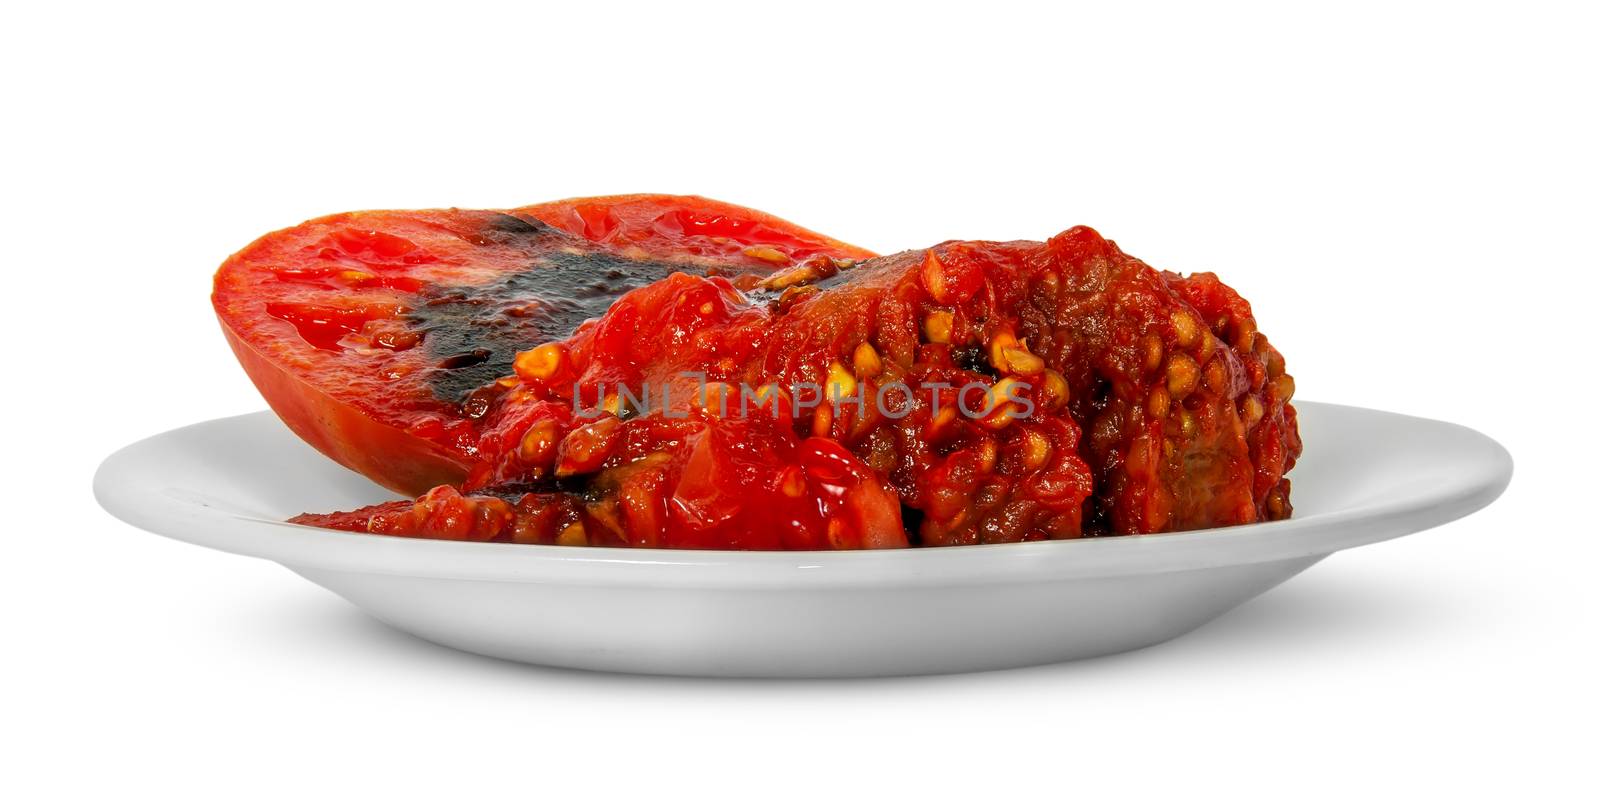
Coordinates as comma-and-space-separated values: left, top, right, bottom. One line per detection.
213, 195, 876, 495
410, 248, 741, 405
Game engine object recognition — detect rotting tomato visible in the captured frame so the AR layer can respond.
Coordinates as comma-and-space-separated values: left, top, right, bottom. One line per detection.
212, 195, 875, 495
290, 224, 1301, 547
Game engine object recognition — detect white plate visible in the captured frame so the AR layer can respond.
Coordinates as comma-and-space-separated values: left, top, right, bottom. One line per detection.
94, 402, 1510, 677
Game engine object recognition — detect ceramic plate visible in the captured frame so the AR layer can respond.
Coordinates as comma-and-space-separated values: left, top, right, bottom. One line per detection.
94, 402, 1510, 677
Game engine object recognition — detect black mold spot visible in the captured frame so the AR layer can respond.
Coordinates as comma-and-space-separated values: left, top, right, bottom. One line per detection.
437, 348, 492, 369
482, 212, 555, 236
899, 505, 925, 546
412, 246, 736, 405
954, 346, 993, 375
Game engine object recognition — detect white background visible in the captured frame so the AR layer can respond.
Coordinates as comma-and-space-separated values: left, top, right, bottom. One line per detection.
4, 1, 1596, 788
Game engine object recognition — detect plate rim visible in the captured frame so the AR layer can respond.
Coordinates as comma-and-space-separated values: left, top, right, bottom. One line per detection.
93, 401, 1512, 589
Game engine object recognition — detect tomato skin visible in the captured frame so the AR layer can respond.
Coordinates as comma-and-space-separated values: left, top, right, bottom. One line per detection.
215, 195, 876, 496
218, 318, 474, 493
522, 194, 875, 264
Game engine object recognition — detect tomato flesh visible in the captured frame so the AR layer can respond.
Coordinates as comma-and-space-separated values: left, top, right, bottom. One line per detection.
213, 195, 875, 494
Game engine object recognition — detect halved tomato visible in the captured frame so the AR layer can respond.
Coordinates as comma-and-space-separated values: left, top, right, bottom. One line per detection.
212, 195, 875, 495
